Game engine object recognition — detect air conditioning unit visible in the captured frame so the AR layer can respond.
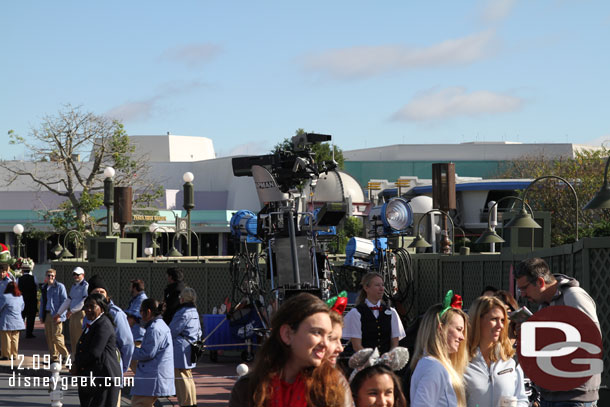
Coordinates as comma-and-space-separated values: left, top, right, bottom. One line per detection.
87, 237, 138, 263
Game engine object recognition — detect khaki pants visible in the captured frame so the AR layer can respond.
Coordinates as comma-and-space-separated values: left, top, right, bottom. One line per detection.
175, 368, 197, 406
130, 341, 142, 373
69, 310, 85, 357
130, 395, 157, 407
0, 330, 20, 358
44, 314, 69, 361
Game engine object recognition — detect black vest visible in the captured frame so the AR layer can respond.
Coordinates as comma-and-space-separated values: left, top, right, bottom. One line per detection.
356, 303, 392, 354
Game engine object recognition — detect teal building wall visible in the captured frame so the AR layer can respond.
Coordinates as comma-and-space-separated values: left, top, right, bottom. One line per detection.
344, 160, 512, 187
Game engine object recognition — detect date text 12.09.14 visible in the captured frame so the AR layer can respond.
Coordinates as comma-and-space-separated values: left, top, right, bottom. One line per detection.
10, 354, 72, 370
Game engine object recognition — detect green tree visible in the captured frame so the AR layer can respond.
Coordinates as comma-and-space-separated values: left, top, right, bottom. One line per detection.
272, 129, 357, 252
330, 216, 363, 253
272, 129, 345, 170
496, 148, 610, 245
2, 105, 163, 235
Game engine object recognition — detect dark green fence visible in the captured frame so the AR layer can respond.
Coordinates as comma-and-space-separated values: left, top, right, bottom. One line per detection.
53, 237, 610, 386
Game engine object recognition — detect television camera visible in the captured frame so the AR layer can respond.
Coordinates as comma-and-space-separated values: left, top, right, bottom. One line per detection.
231, 133, 346, 304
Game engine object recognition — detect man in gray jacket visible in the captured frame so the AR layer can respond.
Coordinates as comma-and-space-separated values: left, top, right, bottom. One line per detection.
516, 257, 601, 407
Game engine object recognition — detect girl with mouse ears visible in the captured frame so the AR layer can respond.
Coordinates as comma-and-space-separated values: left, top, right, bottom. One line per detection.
349, 346, 410, 407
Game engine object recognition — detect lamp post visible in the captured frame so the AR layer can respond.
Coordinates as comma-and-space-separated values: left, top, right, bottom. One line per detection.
475, 196, 535, 250
61, 230, 85, 261
103, 167, 115, 237
183, 172, 195, 256
149, 223, 170, 262
13, 224, 24, 258
504, 175, 579, 241
408, 209, 455, 254
51, 235, 63, 259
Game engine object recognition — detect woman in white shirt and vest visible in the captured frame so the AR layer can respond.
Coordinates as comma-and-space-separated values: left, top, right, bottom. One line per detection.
343, 272, 405, 354
464, 296, 528, 407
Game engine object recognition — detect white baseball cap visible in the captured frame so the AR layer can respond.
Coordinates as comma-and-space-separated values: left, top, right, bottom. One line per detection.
73, 266, 85, 275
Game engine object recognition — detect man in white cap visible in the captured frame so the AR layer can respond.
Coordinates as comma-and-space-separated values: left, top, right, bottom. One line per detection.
55, 266, 88, 358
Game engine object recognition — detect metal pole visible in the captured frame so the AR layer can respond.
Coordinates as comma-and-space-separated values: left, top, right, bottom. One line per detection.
286, 205, 301, 288
104, 177, 114, 237
489, 200, 497, 253
16, 235, 21, 258
187, 209, 192, 257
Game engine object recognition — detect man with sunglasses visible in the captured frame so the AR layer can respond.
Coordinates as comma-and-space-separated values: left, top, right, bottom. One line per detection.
39, 268, 69, 362
515, 257, 600, 407
56, 266, 88, 359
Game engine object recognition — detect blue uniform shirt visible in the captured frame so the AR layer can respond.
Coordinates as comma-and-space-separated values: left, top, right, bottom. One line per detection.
68, 279, 89, 312
124, 291, 148, 342
0, 276, 13, 295
169, 304, 201, 369
0, 294, 25, 331
40, 282, 68, 322
131, 317, 175, 397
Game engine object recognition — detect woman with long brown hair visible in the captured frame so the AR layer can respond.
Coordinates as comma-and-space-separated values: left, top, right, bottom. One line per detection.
229, 292, 347, 407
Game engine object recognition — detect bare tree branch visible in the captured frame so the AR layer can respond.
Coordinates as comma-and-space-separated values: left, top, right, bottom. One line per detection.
1, 104, 164, 233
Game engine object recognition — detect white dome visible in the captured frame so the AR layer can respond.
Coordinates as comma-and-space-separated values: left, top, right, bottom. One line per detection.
409, 195, 433, 213
304, 170, 365, 202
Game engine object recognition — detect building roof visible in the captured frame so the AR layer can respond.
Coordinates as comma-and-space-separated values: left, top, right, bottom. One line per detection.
344, 142, 601, 162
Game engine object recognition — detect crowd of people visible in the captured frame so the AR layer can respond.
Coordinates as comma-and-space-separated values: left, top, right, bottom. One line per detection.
228, 262, 600, 407
0, 257, 601, 407
0, 264, 200, 407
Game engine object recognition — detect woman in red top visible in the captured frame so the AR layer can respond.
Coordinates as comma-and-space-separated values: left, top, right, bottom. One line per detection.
229, 292, 347, 407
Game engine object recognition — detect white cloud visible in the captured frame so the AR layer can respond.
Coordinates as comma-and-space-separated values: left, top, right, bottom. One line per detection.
105, 81, 207, 122
481, 0, 517, 23
105, 101, 155, 122
160, 43, 222, 68
301, 31, 496, 79
392, 87, 523, 122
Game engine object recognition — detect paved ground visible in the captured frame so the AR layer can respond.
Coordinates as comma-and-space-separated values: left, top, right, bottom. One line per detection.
0, 320, 243, 406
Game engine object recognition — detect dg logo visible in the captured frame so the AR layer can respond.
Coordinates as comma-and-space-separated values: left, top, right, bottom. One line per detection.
517, 305, 603, 391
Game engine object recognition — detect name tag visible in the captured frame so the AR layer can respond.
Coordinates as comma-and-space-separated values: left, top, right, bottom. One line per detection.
497, 368, 513, 375
384, 310, 392, 316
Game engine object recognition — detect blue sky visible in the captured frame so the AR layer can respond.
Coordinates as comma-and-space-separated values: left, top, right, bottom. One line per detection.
2, 1, 609, 160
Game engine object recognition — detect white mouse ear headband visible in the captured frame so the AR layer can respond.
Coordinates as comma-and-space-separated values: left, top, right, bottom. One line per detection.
348, 347, 410, 383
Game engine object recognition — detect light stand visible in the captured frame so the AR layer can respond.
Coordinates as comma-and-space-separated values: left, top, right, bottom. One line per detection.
13, 224, 24, 258
183, 172, 195, 256
103, 167, 115, 237
408, 209, 455, 254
